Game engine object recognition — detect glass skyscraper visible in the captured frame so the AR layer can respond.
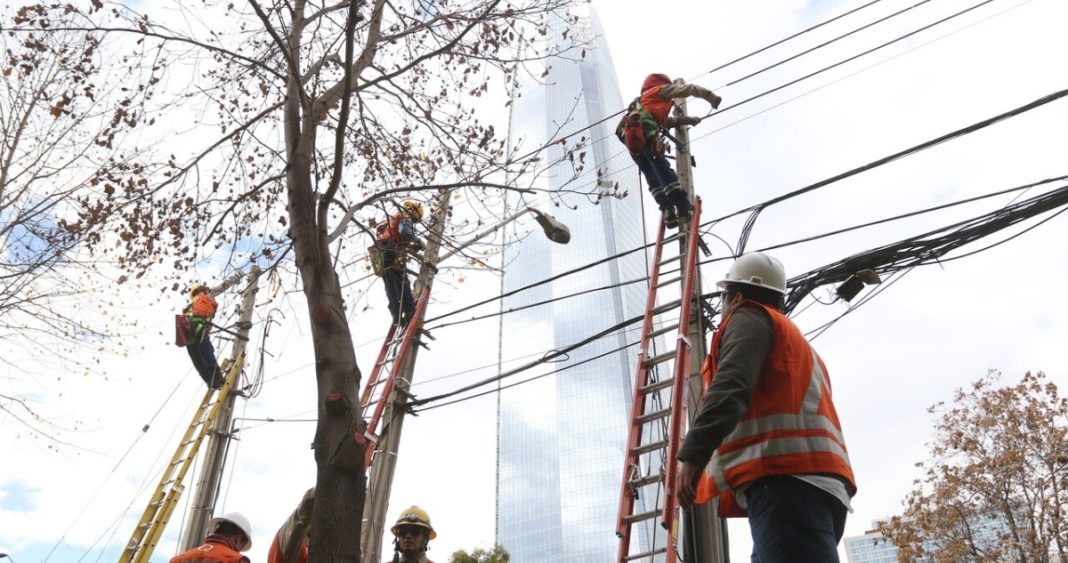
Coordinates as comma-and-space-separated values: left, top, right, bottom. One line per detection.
495, 7, 666, 562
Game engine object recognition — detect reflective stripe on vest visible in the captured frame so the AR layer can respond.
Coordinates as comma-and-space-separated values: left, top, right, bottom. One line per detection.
695, 301, 855, 511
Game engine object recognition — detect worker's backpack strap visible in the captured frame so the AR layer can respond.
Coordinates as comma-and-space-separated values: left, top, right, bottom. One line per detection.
368, 245, 385, 276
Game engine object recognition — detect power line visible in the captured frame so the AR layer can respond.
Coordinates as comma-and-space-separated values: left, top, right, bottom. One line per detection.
405, 179, 1068, 411
714, 0, 1000, 117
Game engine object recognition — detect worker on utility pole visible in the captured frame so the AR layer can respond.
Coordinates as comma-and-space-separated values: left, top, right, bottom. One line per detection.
388, 505, 436, 563
171, 512, 252, 563
675, 252, 857, 562
267, 487, 314, 563
616, 73, 722, 228
372, 201, 425, 326
184, 283, 225, 389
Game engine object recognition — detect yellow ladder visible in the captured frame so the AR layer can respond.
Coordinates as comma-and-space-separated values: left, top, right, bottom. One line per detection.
119, 356, 245, 563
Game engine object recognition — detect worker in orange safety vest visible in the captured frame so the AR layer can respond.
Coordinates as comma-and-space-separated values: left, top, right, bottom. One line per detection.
616, 73, 721, 229
267, 487, 313, 563
676, 252, 857, 563
185, 283, 225, 389
171, 512, 252, 563
373, 201, 425, 326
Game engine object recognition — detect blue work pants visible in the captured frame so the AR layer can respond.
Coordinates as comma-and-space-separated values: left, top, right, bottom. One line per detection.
746, 476, 847, 563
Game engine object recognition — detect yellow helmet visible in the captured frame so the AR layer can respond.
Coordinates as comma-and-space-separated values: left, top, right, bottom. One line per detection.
390, 505, 436, 540
189, 283, 209, 300
402, 200, 424, 222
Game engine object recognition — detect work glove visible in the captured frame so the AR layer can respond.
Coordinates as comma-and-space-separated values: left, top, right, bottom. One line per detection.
703, 92, 723, 110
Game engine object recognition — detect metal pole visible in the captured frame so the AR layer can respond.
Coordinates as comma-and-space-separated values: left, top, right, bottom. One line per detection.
180, 266, 262, 550
673, 83, 729, 563
361, 190, 452, 563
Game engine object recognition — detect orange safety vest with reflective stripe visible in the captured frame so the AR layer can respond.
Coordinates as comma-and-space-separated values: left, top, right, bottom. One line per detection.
170, 537, 249, 563
376, 213, 405, 244
695, 300, 856, 517
638, 85, 674, 127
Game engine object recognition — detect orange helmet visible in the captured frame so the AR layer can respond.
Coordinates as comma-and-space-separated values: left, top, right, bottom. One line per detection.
642, 73, 672, 93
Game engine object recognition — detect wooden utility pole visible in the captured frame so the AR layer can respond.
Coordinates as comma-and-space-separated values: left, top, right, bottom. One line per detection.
360, 190, 451, 563
672, 85, 729, 563
180, 266, 262, 550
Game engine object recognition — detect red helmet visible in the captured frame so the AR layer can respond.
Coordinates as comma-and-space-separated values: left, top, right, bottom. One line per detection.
642, 73, 671, 93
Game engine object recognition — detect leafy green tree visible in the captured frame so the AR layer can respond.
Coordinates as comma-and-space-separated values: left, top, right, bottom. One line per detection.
880, 370, 1068, 562
449, 543, 510, 563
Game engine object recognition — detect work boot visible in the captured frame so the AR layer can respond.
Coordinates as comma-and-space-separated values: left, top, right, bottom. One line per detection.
664, 208, 679, 229
220, 358, 232, 374
676, 204, 693, 228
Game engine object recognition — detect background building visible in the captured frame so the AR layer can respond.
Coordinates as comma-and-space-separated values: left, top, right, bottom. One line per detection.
844, 522, 899, 563
494, 7, 668, 562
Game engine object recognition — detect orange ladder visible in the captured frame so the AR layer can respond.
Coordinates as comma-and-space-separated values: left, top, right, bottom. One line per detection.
616, 198, 703, 562
359, 287, 430, 468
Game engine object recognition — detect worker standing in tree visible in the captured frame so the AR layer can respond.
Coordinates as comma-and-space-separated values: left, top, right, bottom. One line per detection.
171, 512, 252, 563
185, 283, 224, 389
617, 73, 721, 228
676, 252, 857, 563
387, 505, 436, 563
374, 201, 425, 326
267, 487, 314, 563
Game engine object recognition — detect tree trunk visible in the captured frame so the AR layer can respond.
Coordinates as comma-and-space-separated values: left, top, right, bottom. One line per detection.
287, 114, 366, 563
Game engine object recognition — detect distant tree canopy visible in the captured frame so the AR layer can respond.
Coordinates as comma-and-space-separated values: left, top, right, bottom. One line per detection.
449, 543, 509, 563
880, 370, 1068, 562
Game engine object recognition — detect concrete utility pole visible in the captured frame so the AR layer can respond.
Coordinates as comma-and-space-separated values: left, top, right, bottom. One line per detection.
180, 266, 262, 550
361, 190, 452, 563
672, 85, 729, 563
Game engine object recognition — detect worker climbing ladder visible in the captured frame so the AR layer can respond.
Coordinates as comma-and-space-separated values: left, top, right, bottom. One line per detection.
119, 356, 246, 563
616, 198, 703, 562
359, 287, 431, 468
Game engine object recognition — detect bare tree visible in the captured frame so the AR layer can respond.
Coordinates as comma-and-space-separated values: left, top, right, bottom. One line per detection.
13, 0, 594, 559
880, 370, 1068, 563
0, 4, 160, 441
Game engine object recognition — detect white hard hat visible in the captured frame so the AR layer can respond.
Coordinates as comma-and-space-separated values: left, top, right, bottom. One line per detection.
718, 252, 787, 294
207, 511, 252, 551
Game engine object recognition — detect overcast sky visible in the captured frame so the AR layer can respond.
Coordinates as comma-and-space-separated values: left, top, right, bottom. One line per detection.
3, 0, 1067, 561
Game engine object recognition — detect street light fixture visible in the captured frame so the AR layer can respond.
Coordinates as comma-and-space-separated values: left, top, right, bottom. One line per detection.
1, 553, 16, 562
528, 207, 571, 244
439, 206, 570, 262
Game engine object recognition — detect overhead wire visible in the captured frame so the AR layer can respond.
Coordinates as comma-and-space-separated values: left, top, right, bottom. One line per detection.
712, 0, 1001, 118
46, 375, 190, 563
492, 0, 928, 196
406, 177, 1068, 411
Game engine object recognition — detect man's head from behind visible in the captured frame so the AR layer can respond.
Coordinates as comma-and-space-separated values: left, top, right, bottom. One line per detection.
207, 512, 252, 552
719, 252, 787, 315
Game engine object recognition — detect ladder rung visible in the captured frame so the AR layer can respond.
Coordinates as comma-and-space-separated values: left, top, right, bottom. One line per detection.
658, 254, 682, 267
662, 231, 685, 244
625, 547, 668, 561
632, 439, 668, 456
647, 323, 679, 340
651, 299, 681, 316
623, 509, 661, 524
629, 472, 664, 488
637, 407, 671, 424
655, 275, 682, 289
644, 351, 675, 367
640, 377, 674, 394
